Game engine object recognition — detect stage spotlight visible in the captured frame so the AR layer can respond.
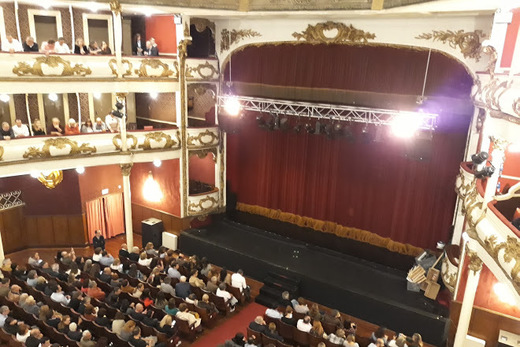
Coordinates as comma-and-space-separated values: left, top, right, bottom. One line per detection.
279, 116, 290, 131
75, 167, 85, 174
0, 94, 9, 103
223, 96, 241, 117
48, 93, 58, 102
343, 126, 355, 142
314, 121, 323, 135
294, 123, 302, 133
324, 123, 333, 138
149, 91, 159, 100
305, 123, 314, 134
153, 159, 162, 167
391, 114, 422, 138
474, 165, 495, 179
471, 152, 489, 165
333, 123, 342, 132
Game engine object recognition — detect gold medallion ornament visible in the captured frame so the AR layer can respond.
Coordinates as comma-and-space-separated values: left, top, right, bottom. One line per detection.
189, 148, 218, 162
23, 138, 96, 159
466, 247, 483, 273
138, 132, 180, 150
37, 170, 63, 189
109, 59, 133, 77
112, 134, 138, 150
415, 30, 486, 61
13, 56, 92, 77
187, 129, 219, 147
188, 195, 219, 215
134, 59, 175, 78
220, 29, 261, 53
187, 61, 219, 81
109, 0, 122, 14
292, 22, 376, 44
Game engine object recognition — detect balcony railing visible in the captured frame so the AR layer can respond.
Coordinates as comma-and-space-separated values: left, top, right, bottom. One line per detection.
187, 188, 220, 216
186, 127, 220, 149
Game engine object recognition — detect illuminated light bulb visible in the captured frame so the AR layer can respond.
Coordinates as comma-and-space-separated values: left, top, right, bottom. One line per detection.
143, 172, 163, 202
149, 92, 159, 100
0, 94, 9, 103
48, 93, 58, 102
153, 159, 162, 167
391, 113, 422, 138
93, 92, 102, 100
76, 167, 85, 174
30, 171, 39, 178
493, 283, 517, 305
223, 96, 241, 117
41, 0, 52, 9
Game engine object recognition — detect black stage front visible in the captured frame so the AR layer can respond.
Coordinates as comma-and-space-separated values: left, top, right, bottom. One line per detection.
180, 220, 449, 346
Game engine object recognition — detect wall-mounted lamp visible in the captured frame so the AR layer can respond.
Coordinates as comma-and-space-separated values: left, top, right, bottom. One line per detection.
143, 171, 163, 202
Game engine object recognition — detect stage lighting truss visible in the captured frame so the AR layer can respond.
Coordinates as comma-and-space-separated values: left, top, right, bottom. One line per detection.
217, 95, 438, 131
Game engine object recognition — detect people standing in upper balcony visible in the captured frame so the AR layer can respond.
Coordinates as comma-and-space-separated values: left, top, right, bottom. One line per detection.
31, 119, 46, 136
1, 34, 23, 53
81, 119, 94, 133
132, 34, 144, 56
47, 117, 64, 136
74, 38, 89, 55
99, 41, 112, 55
0, 123, 14, 140
144, 40, 159, 56
40, 40, 56, 54
89, 42, 101, 55
12, 119, 29, 138
23, 37, 38, 53
55, 37, 71, 54
93, 117, 107, 132
65, 118, 80, 135
105, 112, 120, 133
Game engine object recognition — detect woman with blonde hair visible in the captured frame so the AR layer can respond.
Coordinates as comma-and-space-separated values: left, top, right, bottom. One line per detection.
309, 320, 327, 339
158, 314, 175, 335
346, 333, 360, 347
119, 320, 136, 341
110, 258, 123, 272
138, 252, 152, 266
145, 242, 158, 256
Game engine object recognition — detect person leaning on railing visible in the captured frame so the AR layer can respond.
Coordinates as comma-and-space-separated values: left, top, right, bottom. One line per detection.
1, 34, 23, 53
23, 36, 38, 52
32, 119, 46, 136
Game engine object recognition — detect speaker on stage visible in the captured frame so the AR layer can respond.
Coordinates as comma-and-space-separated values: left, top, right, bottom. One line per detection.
141, 218, 163, 249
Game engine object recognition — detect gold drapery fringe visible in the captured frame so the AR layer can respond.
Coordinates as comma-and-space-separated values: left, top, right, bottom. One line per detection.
236, 203, 424, 257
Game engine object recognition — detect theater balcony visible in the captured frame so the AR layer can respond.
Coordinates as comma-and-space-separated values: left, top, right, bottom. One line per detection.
0, 53, 219, 94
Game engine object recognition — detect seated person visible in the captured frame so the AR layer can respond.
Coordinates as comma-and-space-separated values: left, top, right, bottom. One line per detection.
297, 315, 313, 333
81, 119, 94, 133
368, 338, 386, 347
281, 306, 297, 326
216, 282, 238, 310
138, 252, 152, 266
310, 321, 327, 339
0, 122, 14, 140
99, 251, 114, 267
88, 41, 101, 54
47, 117, 64, 136
4, 316, 19, 335
370, 326, 388, 345
248, 316, 267, 334
329, 329, 349, 346
24, 328, 46, 347
197, 293, 219, 314
130, 326, 166, 347
86, 281, 105, 300
175, 303, 201, 328
323, 309, 344, 329
265, 304, 283, 319
293, 297, 309, 314
99, 41, 111, 55
189, 269, 205, 288
175, 276, 191, 299
94, 308, 111, 328
23, 36, 38, 52
205, 275, 219, 293
165, 298, 179, 316
279, 291, 292, 308
12, 119, 29, 138
185, 293, 198, 305
346, 334, 360, 347
40, 39, 56, 54
28, 252, 42, 267
265, 322, 283, 342
226, 333, 247, 347
65, 118, 80, 135
93, 117, 107, 132
0, 278, 9, 297
158, 315, 175, 335
74, 38, 89, 55
54, 37, 71, 54
144, 40, 158, 56
31, 119, 46, 136
50, 284, 70, 305
160, 276, 176, 296
67, 323, 82, 341
80, 330, 96, 347
2, 34, 23, 53
128, 246, 140, 261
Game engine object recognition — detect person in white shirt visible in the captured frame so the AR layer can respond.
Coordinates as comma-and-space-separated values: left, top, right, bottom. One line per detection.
1, 34, 23, 53
175, 303, 201, 328
296, 315, 312, 333
265, 305, 283, 319
105, 112, 120, 133
216, 282, 238, 309
138, 252, 152, 266
368, 338, 386, 347
11, 119, 29, 138
54, 37, 71, 54
50, 285, 70, 305
231, 269, 251, 300
0, 306, 9, 327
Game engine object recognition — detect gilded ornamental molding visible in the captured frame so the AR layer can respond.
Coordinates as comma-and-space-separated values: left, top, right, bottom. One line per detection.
138, 131, 180, 150
134, 59, 175, 78
415, 30, 486, 61
13, 56, 92, 77
109, 0, 122, 14
189, 148, 217, 162
187, 83, 217, 98
490, 136, 510, 152
37, 170, 63, 189
441, 256, 457, 292
513, 98, 520, 117
112, 134, 138, 150
292, 22, 376, 44
466, 248, 483, 273
188, 61, 219, 81
187, 129, 219, 147
120, 163, 133, 176
23, 138, 96, 159
220, 29, 261, 53
109, 59, 133, 77
188, 195, 219, 215
191, 18, 215, 36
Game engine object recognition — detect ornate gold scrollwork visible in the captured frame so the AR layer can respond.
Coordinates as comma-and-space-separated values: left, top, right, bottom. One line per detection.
120, 163, 133, 176
490, 136, 510, 152
415, 30, 486, 61
109, 0, 122, 14
191, 18, 215, 37
13, 56, 92, 77
441, 256, 457, 292
37, 170, 63, 189
188, 61, 219, 81
292, 21, 375, 44
138, 132, 180, 150
220, 29, 261, 53
188, 195, 219, 214
482, 45, 497, 78
23, 138, 96, 159
0, 145, 4, 161
187, 83, 217, 98
513, 97, 520, 118
109, 58, 133, 77
466, 247, 483, 273
189, 148, 217, 162
134, 59, 175, 78
187, 129, 219, 147
112, 134, 138, 150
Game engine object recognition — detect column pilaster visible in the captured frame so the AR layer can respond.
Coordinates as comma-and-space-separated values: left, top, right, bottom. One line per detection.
120, 163, 134, 249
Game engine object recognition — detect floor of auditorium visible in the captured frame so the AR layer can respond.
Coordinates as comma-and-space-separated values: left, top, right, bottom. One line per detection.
5, 233, 266, 346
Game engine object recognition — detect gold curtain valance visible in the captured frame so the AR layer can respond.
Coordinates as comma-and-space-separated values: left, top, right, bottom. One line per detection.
236, 202, 423, 257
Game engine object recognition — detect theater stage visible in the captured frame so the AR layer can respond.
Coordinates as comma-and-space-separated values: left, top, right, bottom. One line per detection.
179, 219, 450, 346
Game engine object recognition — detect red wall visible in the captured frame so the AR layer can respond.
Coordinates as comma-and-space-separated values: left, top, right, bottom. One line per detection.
0, 171, 82, 216
501, 8, 520, 69
145, 15, 177, 54
78, 165, 123, 207
130, 159, 181, 216
189, 155, 215, 185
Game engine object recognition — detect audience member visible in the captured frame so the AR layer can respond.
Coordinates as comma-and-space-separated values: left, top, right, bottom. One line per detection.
2, 34, 23, 53
99, 251, 114, 267
175, 276, 191, 299
105, 111, 120, 133
23, 36, 39, 52
158, 315, 175, 335
144, 40, 158, 56
40, 39, 56, 54
248, 316, 267, 334
346, 334, 360, 347
99, 41, 111, 55
310, 321, 327, 339
370, 326, 388, 345
189, 269, 205, 288
198, 293, 219, 314
225, 332, 246, 347
28, 252, 42, 267
265, 322, 283, 342
231, 269, 249, 299
0, 278, 9, 297
47, 117, 64, 136
329, 329, 348, 346
216, 282, 238, 310
32, 119, 46, 136
1, 122, 14, 140
293, 297, 309, 314
119, 320, 136, 341
0, 306, 9, 327
12, 119, 29, 137
51, 284, 70, 305
111, 312, 125, 335
309, 303, 322, 322
220, 267, 231, 285
16, 323, 30, 342
165, 298, 178, 316
89, 41, 101, 55
154, 291, 168, 310
323, 309, 344, 329
57, 315, 71, 333
2, 317, 18, 336
25, 328, 45, 347
138, 252, 152, 266
368, 338, 386, 347
168, 262, 181, 279
93, 117, 107, 132
265, 304, 283, 319
94, 308, 110, 327
7, 284, 21, 303
87, 281, 105, 300
297, 315, 313, 333
159, 276, 175, 296
55, 37, 71, 54
176, 303, 201, 328
205, 275, 219, 293
281, 306, 297, 326
110, 258, 123, 272
81, 119, 94, 133
80, 330, 96, 347
74, 38, 89, 55
67, 323, 82, 341
65, 118, 80, 135
132, 33, 144, 55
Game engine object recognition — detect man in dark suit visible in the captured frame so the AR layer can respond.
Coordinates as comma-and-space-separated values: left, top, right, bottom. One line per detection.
129, 303, 147, 321
23, 36, 38, 52
119, 243, 130, 258
248, 316, 267, 334
132, 33, 144, 55
175, 276, 191, 299
144, 40, 159, 56
99, 267, 112, 283
106, 287, 121, 308
92, 230, 105, 250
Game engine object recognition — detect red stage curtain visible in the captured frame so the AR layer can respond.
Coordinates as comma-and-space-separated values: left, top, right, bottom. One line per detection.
85, 198, 106, 242
104, 193, 125, 238
227, 117, 468, 250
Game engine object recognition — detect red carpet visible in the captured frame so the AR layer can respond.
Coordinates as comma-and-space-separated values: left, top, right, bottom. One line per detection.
191, 302, 267, 347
